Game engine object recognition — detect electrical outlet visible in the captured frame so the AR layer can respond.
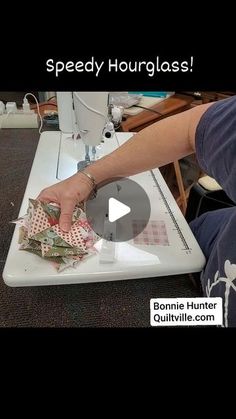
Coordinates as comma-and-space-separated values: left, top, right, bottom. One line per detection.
0, 112, 38, 128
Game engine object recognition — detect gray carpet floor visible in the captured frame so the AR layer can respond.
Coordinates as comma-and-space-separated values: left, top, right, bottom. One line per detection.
0, 128, 201, 327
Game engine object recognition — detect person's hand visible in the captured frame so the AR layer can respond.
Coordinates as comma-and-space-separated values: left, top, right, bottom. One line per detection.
37, 172, 94, 232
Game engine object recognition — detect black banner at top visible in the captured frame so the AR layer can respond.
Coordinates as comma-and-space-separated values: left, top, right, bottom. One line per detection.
1, 44, 236, 91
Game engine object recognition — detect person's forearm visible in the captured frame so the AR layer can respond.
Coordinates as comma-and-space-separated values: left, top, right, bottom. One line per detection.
37, 101, 215, 232
86, 102, 214, 185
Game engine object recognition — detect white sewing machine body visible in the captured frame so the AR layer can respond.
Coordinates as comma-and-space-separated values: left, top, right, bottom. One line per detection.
3, 130, 205, 287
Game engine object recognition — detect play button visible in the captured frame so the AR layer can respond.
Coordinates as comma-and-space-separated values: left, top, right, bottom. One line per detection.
108, 198, 131, 222
85, 177, 151, 242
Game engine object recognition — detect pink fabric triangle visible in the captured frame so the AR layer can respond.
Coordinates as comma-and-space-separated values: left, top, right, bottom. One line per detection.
28, 204, 51, 238
52, 223, 87, 251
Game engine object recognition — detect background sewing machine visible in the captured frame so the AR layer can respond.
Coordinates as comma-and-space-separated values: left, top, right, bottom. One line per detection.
3, 92, 205, 287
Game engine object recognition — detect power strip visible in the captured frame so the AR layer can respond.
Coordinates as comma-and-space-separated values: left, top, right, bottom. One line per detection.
0, 112, 38, 128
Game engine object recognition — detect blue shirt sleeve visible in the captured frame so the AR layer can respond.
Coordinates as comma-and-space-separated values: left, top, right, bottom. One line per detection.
190, 95, 236, 327
195, 95, 236, 203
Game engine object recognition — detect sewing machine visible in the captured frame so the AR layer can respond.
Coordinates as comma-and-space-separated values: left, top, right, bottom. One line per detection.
3, 92, 205, 287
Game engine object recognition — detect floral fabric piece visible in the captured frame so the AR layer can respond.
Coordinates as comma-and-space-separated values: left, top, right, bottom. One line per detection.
51, 222, 87, 250
28, 203, 51, 238
14, 199, 98, 272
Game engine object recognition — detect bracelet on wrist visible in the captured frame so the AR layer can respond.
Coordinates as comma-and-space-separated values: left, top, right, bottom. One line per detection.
79, 170, 97, 199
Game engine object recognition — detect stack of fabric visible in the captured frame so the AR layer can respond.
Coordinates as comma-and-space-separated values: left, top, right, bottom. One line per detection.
14, 199, 99, 271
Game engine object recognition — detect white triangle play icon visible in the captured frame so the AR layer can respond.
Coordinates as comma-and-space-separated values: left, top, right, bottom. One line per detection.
108, 197, 131, 222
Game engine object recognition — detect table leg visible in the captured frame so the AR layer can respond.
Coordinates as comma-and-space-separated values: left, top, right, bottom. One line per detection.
174, 160, 187, 214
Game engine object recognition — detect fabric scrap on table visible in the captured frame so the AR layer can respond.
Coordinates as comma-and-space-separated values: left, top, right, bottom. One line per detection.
132, 220, 169, 246
12, 199, 99, 272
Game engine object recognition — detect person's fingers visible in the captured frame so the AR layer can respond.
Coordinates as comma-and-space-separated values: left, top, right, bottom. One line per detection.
59, 198, 76, 232
37, 189, 56, 202
36, 194, 52, 202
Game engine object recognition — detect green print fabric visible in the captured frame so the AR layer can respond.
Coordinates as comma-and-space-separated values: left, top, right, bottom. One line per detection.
13, 199, 99, 272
